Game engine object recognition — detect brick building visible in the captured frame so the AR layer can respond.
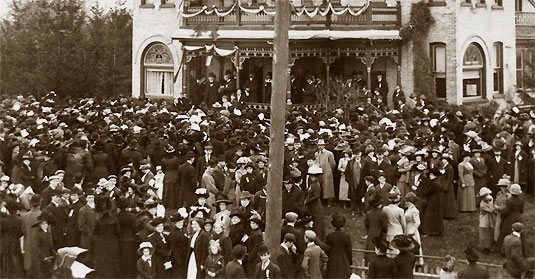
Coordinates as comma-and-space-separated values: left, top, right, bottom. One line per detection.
516, 0, 535, 91
132, 0, 516, 105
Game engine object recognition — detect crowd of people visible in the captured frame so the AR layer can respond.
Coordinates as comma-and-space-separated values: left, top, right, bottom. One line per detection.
0, 90, 534, 279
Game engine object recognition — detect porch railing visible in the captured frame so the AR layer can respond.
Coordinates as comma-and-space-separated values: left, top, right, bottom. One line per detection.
516, 12, 535, 26
182, 1, 400, 28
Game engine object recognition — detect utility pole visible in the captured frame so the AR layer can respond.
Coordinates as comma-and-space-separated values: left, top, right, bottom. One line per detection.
265, 0, 290, 250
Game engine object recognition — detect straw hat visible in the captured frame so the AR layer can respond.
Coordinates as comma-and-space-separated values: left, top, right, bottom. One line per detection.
477, 187, 492, 198
509, 184, 522, 195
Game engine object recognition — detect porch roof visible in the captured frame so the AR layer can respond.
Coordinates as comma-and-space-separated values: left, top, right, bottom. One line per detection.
172, 29, 401, 41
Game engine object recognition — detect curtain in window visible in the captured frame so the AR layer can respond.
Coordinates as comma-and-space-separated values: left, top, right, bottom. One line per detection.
146, 70, 173, 96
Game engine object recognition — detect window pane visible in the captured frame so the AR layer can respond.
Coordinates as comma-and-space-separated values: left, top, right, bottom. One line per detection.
435, 46, 446, 73
435, 77, 446, 98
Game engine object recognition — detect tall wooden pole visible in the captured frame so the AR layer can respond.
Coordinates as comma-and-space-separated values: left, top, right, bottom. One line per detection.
266, 0, 290, 250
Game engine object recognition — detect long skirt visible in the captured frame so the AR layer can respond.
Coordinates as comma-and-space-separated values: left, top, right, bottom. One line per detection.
187, 251, 198, 279
339, 175, 350, 201
457, 185, 476, 212
494, 214, 503, 242
479, 227, 493, 249
163, 182, 179, 209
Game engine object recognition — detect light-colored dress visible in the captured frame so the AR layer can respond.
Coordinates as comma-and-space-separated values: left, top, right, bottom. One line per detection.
479, 197, 495, 250
457, 162, 476, 212
214, 209, 231, 236
338, 157, 350, 201
405, 204, 424, 266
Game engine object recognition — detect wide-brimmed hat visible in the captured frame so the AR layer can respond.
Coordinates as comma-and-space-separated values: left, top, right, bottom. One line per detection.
150, 217, 166, 227
509, 184, 522, 195
334, 141, 349, 151
388, 187, 401, 202
465, 131, 478, 138
229, 208, 244, 218
32, 212, 55, 227
317, 138, 326, 145
195, 187, 209, 198
399, 145, 415, 156
331, 214, 346, 228
391, 235, 416, 251
477, 187, 492, 198
239, 191, 252, 200
137, 242, 155, 256
497, 178, 511, 187
120, 166, 132, 175
215, 193, 233, 204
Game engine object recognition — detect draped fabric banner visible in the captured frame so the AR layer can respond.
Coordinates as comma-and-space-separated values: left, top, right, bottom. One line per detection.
180, 0, 369, 17
184, 44, 238, 56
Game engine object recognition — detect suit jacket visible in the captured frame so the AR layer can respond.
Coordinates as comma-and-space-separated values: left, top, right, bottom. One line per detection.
365, 207, 388, 250
78, 204, 96, 249
137, 257, 156, 279
224, 259, 247, 279
457, 263, 490, 279
282, 187, 304, 216
66, 199, 84, 247
254, 262, 282, 279
272, 245, 297, 279
148, 232, 171, 277
243, 78, 261, 102
375, 182, 393, 206
44, 202, 68, 249
141, 171, 155, 192
302, 243, 328, 279
205, 81, 220, 106
212, 166, 225, 191
487, 155, 509, 186
168, 227, 189, 271
21, 208, 41, 274
503, 233, 526, 277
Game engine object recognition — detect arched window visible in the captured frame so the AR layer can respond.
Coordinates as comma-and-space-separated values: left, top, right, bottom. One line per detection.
143, 43, 174, 97
462, 43, 485, 98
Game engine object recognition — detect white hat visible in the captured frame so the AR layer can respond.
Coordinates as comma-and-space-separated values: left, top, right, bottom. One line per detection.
0, 176, 10, 182
509, 184, 522, 195
477, 187, 492, 197
317, 139, 326, 145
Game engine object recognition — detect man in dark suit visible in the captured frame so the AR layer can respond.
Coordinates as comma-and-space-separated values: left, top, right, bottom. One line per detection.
282, 179, 304, 216
290, 72, 303, 104
178, 152, 197, 208
503, 222, 528, 279
140, 160, 155, 193
376, 147, 395, 184
243, 72, 261, 103
345, 148, 365, 213
254, 244, 282, 278
191, 75, 206, 106
212, 156, 226, 192
225, 244, 247, 279
195, 144, 213, 184
220, 70, 237, 99
272, 233, 298, 279
487, 150, 509, 195
43, 189, 68, 249
66, 187, 84, 247
375, 171, 393, 206
205, 73, 219, 106
457, 247, 490, 279
375, 73, 389, 101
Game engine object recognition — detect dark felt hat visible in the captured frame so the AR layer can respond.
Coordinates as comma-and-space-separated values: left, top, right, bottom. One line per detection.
150, 217, 166, 227
231, 244, 247, 259
331, 214, 346, 228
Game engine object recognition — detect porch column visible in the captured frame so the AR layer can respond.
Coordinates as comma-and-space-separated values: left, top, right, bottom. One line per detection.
362, 48, 376, 91
182, 54, 193, 98
287, 57, 296, 101
321, 55, 333, 102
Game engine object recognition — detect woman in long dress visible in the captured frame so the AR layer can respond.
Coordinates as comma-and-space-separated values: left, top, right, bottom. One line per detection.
187, 218, 209, 279
404, 192, 424, 267
457, 154, 476, 212
162, 145, 180, 209
337, 148, 351, 207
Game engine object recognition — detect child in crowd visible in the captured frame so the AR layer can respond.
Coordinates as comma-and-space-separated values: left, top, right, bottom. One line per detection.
137, 242, 156, 279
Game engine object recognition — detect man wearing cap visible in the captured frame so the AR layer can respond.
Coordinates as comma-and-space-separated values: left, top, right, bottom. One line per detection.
503, 222, 530, 279
78, 189, 96, 250
179, 151, 197, 208
302, 230, 328, 279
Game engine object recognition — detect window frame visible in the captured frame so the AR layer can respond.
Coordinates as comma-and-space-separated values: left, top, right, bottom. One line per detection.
493, 42, 504, 94
431, 42, 447, 98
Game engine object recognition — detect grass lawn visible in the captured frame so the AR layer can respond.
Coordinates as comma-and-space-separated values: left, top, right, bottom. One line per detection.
323, 196, 535, 277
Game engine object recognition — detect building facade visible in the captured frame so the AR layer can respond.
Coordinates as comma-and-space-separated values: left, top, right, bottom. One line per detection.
132, 0, 516, 105
516, 0, 535, 91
